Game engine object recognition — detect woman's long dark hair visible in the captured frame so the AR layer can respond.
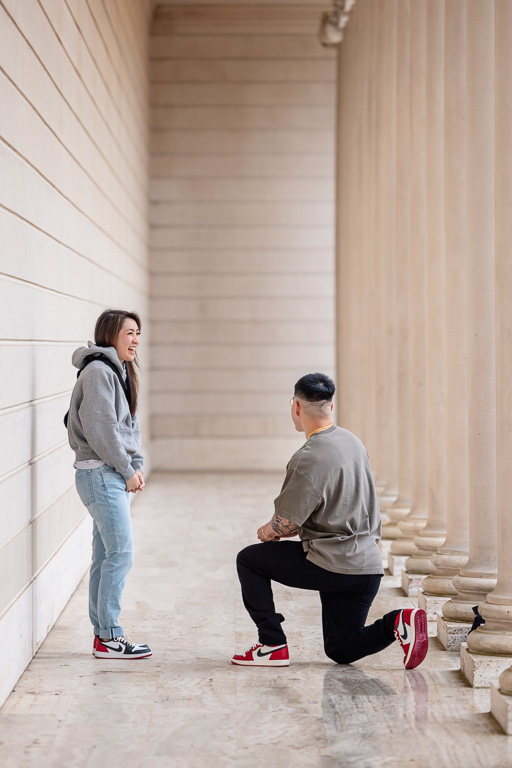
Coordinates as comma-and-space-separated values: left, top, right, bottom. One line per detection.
94, 309, 141, 417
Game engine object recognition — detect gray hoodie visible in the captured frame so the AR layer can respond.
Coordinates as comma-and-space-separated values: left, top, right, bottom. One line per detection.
67, 342, 143, 482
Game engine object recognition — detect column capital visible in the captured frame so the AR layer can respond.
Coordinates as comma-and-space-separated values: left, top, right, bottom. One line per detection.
318, 1, 357, 47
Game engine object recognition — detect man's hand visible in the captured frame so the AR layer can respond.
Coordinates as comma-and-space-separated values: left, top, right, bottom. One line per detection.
257, 523, 278, 542
135, 470, 145, 490
126, 473, 142, 493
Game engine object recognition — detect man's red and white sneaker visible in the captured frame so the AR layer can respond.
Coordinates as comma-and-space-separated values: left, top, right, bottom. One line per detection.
394, 608, 428, 669
94, 636, 152, 659
231, 642, 289, 667
92, 635, 99, 655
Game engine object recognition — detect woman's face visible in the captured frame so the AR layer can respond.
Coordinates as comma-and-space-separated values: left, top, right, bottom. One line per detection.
115, 317, 140, 363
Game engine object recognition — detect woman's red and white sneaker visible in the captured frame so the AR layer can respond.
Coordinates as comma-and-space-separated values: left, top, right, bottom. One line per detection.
231, 642, 289, 667
94, 636, 152, 659
394, 608, 428, 669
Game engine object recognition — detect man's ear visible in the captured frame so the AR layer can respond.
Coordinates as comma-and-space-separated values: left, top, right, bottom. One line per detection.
330, 401, 334, 412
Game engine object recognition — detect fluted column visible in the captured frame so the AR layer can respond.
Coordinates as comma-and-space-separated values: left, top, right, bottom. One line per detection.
445, 0, 497, 621
382, 0, 412, 540
467, 0, 512, 662
425, 0, 469, 599
358, 1, 379, 481
407, 0, 446, 574
376, 0, 399, 510
390, 0, 428, 560
336, 0, 358, 437
368, 0, 386, 493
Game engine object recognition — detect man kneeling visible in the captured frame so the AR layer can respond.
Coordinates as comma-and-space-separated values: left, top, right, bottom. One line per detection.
232, 373, 427, 670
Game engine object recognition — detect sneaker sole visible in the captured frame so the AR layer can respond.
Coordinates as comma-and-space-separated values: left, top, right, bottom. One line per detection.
405, 610, 428, 669
94, 651, 152, 659
231, 659, 289, 667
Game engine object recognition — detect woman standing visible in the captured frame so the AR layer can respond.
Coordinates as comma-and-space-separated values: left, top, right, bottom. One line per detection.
67, 309, 151, 659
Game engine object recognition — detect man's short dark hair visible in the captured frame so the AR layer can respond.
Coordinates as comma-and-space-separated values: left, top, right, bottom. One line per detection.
294, 373, 335, 402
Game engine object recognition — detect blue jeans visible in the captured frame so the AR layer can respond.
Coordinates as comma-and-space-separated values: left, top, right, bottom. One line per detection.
75, 466, 134, 640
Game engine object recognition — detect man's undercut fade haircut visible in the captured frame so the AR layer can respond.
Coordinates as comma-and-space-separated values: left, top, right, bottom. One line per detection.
294, 373, 335, 403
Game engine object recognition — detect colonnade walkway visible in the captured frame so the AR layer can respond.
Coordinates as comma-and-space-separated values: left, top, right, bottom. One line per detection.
1, 473, 512, 768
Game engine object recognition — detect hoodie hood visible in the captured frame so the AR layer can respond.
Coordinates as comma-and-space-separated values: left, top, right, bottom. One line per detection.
72, 342, 125, 376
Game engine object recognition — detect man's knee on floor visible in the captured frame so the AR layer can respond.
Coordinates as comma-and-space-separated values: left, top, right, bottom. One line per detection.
325, 650, 359, 665
324, 640, 359, 666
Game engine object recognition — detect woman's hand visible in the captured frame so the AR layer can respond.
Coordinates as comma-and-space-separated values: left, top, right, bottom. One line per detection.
126, 474, 142, 493
135, 470, 145, 490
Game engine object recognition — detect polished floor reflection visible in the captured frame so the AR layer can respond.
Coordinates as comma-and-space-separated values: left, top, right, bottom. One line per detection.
1, 473, 511, 767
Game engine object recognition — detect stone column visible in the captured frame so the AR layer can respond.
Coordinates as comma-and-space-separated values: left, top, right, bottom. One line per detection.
475, 2, 512, 719
374, 0, 398, 563
369, 0, 387, 495
382, 0, 412, 545
357, 1, 379, 484
453, 0, 498, 687
424, 0, 470, 651
353, 4, 369, 451
376, 0, 399, 512
336, 1, 357, 437
389, 0, 428, 571
407, 0, 446, 587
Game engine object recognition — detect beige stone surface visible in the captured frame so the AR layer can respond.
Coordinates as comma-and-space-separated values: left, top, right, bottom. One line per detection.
0, 0, 151, 707
453, 0, 497, 620
401, 570, 425, 598
437, 617, 472, 652
491, 684, 512, 736
378, 539, 392, 570
429, 0, 470, 604
414, 0, 446, 573
470, 0, 512, 673
2, 472, 512, 767
460, 643, 512, 689
417, 591, 449, 623
388, 553, 408, 577
149, 4, 336, 470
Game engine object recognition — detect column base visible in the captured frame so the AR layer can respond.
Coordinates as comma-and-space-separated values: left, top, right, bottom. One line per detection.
388, 552, 408, 576
490, 684, 512, 735
405, 555, 436, 575
385, 500, 411, 527
417, 590, 450, 620
415, 590, 438, 637
421, 572, 458, 597
390, 539, 418, 557
460, 642, 512, 688
380, 522, 401, 539
441, 598, 479, 624
401, 569, 425, 597
437, 616, 472, 651
380, 510, 391, 527
378, 539, 392, 569
378, 491, 398, 508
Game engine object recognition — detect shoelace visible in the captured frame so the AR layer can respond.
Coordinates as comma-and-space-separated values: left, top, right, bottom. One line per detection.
112, 635, 135, 649
247, 642, 263, 653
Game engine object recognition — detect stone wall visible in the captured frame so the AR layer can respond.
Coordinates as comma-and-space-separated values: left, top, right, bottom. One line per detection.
0, 0, 151, 706
149, 3, 336, 470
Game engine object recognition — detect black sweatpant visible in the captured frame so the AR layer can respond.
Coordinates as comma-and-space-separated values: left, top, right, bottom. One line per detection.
236, 541, 398, 664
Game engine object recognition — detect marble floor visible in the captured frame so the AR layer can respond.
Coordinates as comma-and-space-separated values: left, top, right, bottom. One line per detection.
1, 472, 512, 768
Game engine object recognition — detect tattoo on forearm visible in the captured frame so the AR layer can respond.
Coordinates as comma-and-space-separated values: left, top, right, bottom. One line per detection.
271, 514, 299, 536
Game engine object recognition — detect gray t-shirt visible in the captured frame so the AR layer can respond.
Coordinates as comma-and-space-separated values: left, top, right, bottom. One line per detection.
274, 425, 383, 575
